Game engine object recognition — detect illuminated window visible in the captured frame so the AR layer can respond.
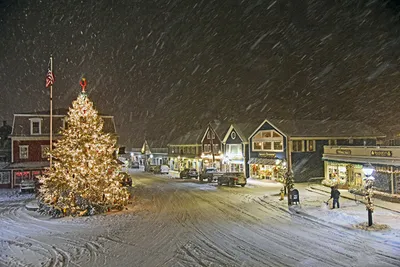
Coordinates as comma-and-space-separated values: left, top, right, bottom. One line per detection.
231, 131, 236, 139
292, 140, 304, 152
306, 140, 315, 152
19, 145, 29, 159
253, 130, 283, 151
29, 118, 42, 135
41, 145, 50, 158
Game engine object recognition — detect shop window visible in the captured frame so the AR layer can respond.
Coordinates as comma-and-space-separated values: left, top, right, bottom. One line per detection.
0, 172, 11, 185
41, 145, 50, 158
292, 140, 304, 152
32, 171, 41, 180
306, 140, 315, 152
29, 118, 42, 135
14, 171, 30, 185
19, 145, 29, 159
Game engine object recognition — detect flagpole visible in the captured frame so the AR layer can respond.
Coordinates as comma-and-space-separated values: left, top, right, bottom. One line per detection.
49, 55, 53, 168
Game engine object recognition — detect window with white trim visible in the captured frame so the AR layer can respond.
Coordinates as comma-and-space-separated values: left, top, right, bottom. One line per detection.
292, 140, 304, 152
29, 118, 42, 135
211, 132, 215, 139
306, 140, 316, 152
204, 144, 211, 153
227, 144, 242, 155
252, 130, 284, 152
41, 145, 50, 158
231, 131, 236, 139
19, 145, 29, 159
207, 132, 210, 139
213, 144, 219, 153
328, 139, 337, 146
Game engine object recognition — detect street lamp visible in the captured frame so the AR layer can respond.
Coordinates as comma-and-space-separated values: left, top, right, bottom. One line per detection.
362, 163, 375, 227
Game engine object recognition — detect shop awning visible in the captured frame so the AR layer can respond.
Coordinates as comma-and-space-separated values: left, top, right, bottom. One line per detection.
5, 161, 49, 170
322, 154, 400, 166
248, 158, 277, 165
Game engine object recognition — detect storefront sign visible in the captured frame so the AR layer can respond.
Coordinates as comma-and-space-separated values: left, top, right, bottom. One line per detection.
258, 153, 276, 158
371, 150, 392, 157
336, 149, 351, 155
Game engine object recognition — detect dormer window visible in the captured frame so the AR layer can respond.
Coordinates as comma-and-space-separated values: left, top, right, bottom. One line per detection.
29, 118, 42, 135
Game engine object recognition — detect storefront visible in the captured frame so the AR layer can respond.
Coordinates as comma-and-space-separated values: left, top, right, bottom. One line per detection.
6, 161, 49, 188
323, 146, 400, 194
324, 161, 363, 188
248, 158, 285, 180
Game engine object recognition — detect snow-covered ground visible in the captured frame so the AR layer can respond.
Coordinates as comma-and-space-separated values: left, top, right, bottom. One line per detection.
1, 171, 400, 267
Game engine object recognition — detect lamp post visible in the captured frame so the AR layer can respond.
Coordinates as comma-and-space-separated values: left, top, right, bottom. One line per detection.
362, 163, 375, 227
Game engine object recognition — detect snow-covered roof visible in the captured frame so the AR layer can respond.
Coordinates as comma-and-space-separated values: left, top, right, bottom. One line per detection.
232, 122, 263, 142
5, 161, 49, 169
254, 119, 385, 138
12, 110, 116, 136
168, 129, 205, 145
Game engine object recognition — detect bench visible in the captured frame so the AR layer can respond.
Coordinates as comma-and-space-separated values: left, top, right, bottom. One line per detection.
20, 180, 36, 193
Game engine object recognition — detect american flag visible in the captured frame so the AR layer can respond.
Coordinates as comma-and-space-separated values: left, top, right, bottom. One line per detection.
45, 68, 54, 88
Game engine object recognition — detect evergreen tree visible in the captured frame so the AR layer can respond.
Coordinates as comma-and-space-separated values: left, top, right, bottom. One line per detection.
39, 92, 129, 216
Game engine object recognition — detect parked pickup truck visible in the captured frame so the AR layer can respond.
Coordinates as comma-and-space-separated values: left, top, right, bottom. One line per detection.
217, 172, 247, 187
199, 167, 223, 183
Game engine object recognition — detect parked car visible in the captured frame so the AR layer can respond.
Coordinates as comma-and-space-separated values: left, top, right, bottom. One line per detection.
160, 165, 169, 174
218, 172, 246, 187
199, 167, 223, 183
146, 165, 157, 172
179, 168, 198, 179
120, 172, 132, 187
131, 161, 140, 169
154, 165, 170, 174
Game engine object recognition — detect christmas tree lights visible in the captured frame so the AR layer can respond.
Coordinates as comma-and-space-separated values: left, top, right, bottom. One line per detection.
38, 89, 129, 217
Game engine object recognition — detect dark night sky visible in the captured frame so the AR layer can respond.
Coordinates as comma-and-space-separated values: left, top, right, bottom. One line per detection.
1, 0, 400, 147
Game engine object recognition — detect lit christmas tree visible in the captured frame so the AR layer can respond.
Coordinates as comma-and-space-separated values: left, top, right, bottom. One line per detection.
39, 80, 129, 217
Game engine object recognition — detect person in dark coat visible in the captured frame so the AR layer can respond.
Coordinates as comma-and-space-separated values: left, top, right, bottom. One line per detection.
329, 186, 341, 209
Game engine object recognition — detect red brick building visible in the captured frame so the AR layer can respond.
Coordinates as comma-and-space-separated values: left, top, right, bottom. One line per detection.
2, 109, 116, 188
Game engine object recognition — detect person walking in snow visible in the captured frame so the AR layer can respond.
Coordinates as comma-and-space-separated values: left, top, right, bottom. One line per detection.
329, 186, 341, 209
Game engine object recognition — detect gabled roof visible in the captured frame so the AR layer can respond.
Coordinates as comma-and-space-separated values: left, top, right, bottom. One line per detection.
202, 122, 231, 142
210, 122, 231, 140
231, 122, 263, 142
168, 129, 205, 145
250, 119, 385, 139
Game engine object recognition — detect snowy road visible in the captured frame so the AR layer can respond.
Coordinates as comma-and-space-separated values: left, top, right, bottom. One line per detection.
1, 171, 400, 267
